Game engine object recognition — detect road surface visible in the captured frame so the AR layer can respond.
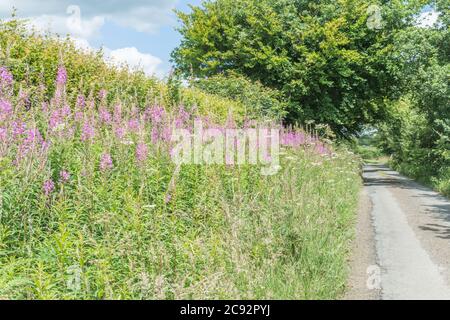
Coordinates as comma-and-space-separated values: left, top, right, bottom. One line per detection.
346, 164, 450, 300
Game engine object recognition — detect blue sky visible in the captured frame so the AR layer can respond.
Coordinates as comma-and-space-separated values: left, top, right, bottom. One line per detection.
0, 1, 438, 78
89, 0, 204, 74
90, 0, 203, 75
0, 0, 204, 77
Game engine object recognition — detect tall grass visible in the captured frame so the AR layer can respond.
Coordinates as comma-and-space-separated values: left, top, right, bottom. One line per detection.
0, 63, 361, 299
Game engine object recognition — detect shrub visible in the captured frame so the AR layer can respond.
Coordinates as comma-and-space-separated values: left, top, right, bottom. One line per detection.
192, 73, 287, 120
0, 18, 245, 123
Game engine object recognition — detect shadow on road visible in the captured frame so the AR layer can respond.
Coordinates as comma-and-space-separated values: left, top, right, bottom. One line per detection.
364, 163, 450, 242
420, 223, 450, 240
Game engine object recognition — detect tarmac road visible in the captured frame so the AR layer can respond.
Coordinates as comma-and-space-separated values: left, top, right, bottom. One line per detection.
346, 164, 450, 300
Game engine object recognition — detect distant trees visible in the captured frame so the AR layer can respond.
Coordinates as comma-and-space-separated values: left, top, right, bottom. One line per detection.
378, 1, 449, 192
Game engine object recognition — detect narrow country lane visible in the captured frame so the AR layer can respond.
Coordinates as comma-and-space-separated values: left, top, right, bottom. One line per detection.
347, 164, 450, 300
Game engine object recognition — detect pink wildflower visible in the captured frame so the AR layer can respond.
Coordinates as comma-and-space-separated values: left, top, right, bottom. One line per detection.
43, 179, 55, 196
176, 106, 190, 125
60, 170, 70, 183
99, 107, 112, 124
61, 105, 71, 118
98, 89, 107, 101
41, 102, 49, 113
136, 143, 149, 163
15, 128, 43, 162
41, 141, 51, 153
151, 128, 159, 143
49, 109, 62, 130
0, 67, 13, 85
127, 119, 140, 133
162, 126, 172, 142
56, 65, 67, 86
115, 127, 126, 140
11, 121, 26, 137
113, 104, 122, 123
81, 122, 95, 142
24, 128, 43, 145
76, 95, 86, 109
100, 153, 113, 171
315, 142, 329, 156
74, 112, 84, 122
147, 106, 166, 124
0, 127, 6, 141
19, 91, 30, 110
0, 99, 12, 121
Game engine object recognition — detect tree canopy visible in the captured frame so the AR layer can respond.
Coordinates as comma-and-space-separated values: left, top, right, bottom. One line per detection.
172, 0, 432, 135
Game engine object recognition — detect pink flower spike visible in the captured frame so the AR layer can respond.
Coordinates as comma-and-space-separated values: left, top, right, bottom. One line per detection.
98, 89, 107, 101
60, 170, 70, 183
100, 153, 113, 172
12, 121, 26, 137
81, 122, 95, 142
56, 65, 67, 86
0, 127, 7, 141
74, 112, 84, 122
136, 143, 149, 163
127, 119, 140, 133
0, 99, 13, 121
43, 179, 55, 196
147, 105, 166, 124
115, 127, 126, 140
76, 95, 86, 109
113, 104, 122, 123
49, 109, 61, 130
99, 107, 112, 124
0, 67, 13, 85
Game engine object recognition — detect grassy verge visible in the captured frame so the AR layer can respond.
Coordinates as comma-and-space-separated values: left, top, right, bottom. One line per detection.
0, 66, 361, 298
0, 145, 360, 299
389, 161, 450, 197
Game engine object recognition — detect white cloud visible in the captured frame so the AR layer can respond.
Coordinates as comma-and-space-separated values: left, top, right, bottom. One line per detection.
417, 9, 440, 28
0, 0, 177, 34
65, 5, 105, 39
107, 47, 163, 77
70, 37, 94, 51
26, 11, 105, 40
0, 2, 167, 78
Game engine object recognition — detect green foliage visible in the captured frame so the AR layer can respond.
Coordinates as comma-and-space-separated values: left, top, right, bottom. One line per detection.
179, 86, 246, 122
0, 140, 361, 299
166, 72, 183, 107
378, 98, 449, 196
192, 73, 287, 119
353, 131, 385, 161
0, 18, 245, 122
0, 15, 363, 300
0, 19, 160, 107
172, 0, 428, 135
378, 6, 449, 196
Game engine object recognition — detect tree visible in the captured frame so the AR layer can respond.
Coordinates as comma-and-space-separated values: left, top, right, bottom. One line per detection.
172, 0, 429, 136
381, 1, 449, 178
